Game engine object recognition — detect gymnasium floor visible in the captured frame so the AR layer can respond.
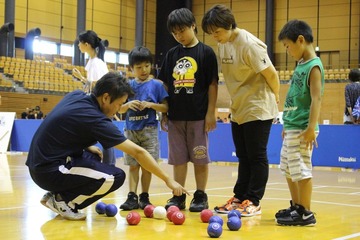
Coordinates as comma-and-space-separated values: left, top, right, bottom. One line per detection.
1, 152, 359, 240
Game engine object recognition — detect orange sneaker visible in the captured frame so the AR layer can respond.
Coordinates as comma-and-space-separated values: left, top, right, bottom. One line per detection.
214, 197, 242, 213
236, 200, 261, 217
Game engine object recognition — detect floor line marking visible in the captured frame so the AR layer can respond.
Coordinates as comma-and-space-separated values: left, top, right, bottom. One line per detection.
332, 232, 360, 240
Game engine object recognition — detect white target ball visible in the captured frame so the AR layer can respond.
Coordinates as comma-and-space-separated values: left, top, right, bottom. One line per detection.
153, 206, 167, 219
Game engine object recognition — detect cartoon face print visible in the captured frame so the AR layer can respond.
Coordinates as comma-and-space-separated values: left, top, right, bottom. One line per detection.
172, 56, 198, 94
174, 58, 193, 75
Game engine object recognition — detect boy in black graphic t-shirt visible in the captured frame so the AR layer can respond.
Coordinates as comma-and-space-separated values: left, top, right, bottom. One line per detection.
158, 8, 219, 212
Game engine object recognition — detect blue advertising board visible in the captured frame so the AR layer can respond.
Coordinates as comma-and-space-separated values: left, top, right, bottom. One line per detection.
10, 120, 360, 169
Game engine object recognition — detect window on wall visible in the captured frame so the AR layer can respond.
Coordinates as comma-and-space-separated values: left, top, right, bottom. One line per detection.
119, 52, 129, 65
60, 44, 73, 57
33, 39, 57, 55
32, 39, 129, 66
104, 51, 117, 63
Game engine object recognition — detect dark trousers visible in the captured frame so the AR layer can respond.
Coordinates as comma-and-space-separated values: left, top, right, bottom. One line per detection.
103, 147, 116, 165
29, 151, 126, 209
231, 119, 273, 206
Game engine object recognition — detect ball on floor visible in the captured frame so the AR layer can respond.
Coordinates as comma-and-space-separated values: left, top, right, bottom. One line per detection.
200, 209, 214, 223
171, 211, 185, 225
144, 204, 155, 218
167, 205, 180, 213
209, 215, 224, 226
95, 202, 107, 214
227, 216, 242, 231
105, 204, 118, 217
207, 222, 223, 238
153, 206, 167, 219
167, 206, 180, 221
126, 211, 141, 225
227, 209, 241, 219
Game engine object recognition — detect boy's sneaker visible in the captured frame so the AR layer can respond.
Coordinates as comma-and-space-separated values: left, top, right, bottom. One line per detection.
165, 193, 186, 210
120, 192, 139, 210
275, 200, 298, 219
239, 200, 261, 217
139, 192, 152, 209
276, 204, 316, 226
214, 197, 242, 213
189, 190, 209, 212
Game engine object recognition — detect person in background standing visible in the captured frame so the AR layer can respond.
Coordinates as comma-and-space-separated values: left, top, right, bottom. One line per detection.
72, 30, 116, 166
34, 106, 44, 119
21, 107, 30, 119
344, 69, 360, 124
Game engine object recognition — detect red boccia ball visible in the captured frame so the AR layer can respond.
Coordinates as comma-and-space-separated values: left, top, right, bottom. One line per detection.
167, 211, 174, 221
167, 205, 180, 213
200, 209, 214, 223
126, 211, 141, 225
171, 211, 185, 225
144, 205, 155, 218
166, 206, 180, 221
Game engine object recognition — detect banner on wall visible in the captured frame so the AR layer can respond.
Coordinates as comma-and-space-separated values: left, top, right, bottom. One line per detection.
0, 112, 16, 153
9, 121, 360, 169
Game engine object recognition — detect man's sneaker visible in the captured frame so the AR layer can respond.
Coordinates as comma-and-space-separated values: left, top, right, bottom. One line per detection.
189, 190, 209, 212
44, 193, 60, 214
276, 204, 316, 226
275, 200, 298, 219
214, 197, 242, 213
51, 198, 86, 220
165, 194, 186, 210
139, 192, 152, 209
40, 192, 52, 208
239, 200, 261, 217
120, 192, 139, 210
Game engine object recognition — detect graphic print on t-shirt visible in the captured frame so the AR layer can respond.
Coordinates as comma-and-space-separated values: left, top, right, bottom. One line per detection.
283, 71, 306, 116
172, 56, 197, 94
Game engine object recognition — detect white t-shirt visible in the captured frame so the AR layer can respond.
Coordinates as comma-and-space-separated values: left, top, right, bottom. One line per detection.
85, 57, 109, 82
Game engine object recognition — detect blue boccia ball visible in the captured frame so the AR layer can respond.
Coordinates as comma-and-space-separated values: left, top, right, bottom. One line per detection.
95, 202, 107, 214
227, 209, 242, 219
227, 216, 242, 231
105, 204, 118, 217
209, 215, 224, 226
207, 222, 223, 238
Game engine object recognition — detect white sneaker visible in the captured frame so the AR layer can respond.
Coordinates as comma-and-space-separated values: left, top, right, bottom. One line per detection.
45, 193, 60, 214
40, 192, 52, 207
47, 194, 86, 220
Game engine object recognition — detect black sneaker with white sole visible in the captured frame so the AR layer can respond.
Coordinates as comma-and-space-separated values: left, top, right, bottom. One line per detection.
120, 192, 139, 210
276, 204, 316, 226
189, 190, 209, 212
275, 200, 299, 219
139, 192, 152, 209
165, 194, 186, 210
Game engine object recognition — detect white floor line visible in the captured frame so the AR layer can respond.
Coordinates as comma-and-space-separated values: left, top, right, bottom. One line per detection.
332, 232, 360, 240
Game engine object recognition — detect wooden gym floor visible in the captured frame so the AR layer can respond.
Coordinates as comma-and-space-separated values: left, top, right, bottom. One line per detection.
1, 152, 359, 240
